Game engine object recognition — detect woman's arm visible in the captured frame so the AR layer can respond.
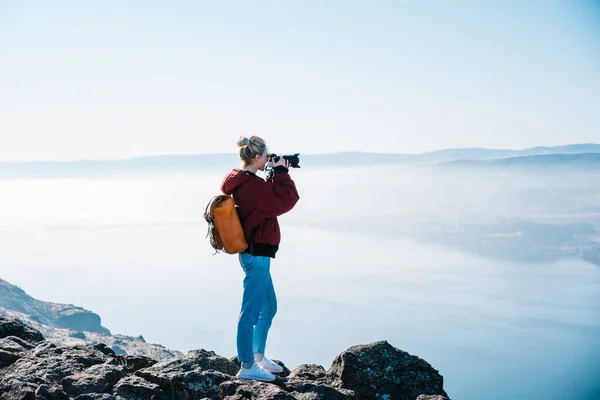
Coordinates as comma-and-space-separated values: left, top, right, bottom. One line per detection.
261, 169, 300, 218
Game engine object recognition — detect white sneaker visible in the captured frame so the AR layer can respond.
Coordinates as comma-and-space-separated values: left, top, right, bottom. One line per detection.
236, 362, 276, 382
257, 356, 284, 373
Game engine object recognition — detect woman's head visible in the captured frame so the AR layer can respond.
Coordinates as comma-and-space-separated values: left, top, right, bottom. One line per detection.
237, 135, 269, 171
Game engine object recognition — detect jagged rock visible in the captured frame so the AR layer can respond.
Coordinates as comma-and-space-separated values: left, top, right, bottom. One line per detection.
219, 370, 355, 400
133, 349, 237, 398
0, 342, 109, 394
137, 348, 238, 376
0, 337, 32, 368
73, 394, 117, 400
35, 384, 69, 400
0, 317, 45, 343
61, 363, 124, 396
3, 336, 37, 350
220, 380, 295, 400
288, 364, 326, 381
0, 348, 21, 369
115, 354, 157, 373
92, 343, 117, 357
281, 381, 354, 400
112, 375, 164, 399
326, 340, 447, 400
2, 384, 36, 400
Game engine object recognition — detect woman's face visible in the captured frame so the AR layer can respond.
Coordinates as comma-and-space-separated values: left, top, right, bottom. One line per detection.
254, 148, 269, 171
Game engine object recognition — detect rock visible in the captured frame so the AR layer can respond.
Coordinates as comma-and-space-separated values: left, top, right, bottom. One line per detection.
35, 384, 69, 400
220, 380, 295, 400
0, 343, 109, 393
132, 349, 238, 398
278, 363, 355, 400
326, 340, 448, 400
278, 377, 355, 400
0, 317, 45, 343
61, 363, 124, 396
115, 354, 157, 373
285, 382, 354, 400
92, 343, 116, 357
73, 394, 117, 400
2, 383, 37, 400
4, 336, 38, 350
0, 336, 32, 368
112, 375, 164, 399
288, 364, 326, 381
0, 348, 22, 369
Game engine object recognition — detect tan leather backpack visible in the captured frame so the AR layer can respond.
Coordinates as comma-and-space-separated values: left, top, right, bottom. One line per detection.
204, 195, 248, 254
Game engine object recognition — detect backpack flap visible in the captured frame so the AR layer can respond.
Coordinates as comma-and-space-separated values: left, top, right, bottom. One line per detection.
204, 195, 248, 255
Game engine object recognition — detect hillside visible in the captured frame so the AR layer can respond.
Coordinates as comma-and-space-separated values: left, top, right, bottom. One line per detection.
0, 279, 180, 360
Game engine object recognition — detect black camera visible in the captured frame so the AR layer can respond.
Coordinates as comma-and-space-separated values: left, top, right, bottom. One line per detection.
268, 153, 301, 168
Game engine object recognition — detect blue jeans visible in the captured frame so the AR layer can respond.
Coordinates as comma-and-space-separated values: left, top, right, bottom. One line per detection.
236, 252, 277, 362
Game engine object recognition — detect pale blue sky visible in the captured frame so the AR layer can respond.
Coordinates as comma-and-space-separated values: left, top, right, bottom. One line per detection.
1, 0, 599, 161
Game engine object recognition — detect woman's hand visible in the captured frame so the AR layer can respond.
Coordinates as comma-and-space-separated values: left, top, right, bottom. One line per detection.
272, 158, 290, 169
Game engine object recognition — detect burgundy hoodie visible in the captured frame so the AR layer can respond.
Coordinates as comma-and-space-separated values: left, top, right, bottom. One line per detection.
220, 167, 299, 258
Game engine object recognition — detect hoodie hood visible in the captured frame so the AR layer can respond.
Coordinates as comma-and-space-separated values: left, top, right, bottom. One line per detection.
220, 169, 261, 195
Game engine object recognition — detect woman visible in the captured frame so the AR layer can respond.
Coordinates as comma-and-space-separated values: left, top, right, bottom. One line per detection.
220, 135, 300, 382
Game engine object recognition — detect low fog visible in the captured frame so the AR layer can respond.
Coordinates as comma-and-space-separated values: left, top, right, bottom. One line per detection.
1, 163, 599, 266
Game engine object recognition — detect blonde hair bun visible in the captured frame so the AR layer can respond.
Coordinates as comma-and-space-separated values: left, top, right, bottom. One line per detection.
237, 136, 251, 148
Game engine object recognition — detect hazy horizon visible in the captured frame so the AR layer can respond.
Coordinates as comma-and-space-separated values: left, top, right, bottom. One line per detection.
1, 142, 599, 164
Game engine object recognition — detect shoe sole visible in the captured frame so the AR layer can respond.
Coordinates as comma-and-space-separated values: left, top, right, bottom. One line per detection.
262, 368, 283, 373
236, 374, 276, 382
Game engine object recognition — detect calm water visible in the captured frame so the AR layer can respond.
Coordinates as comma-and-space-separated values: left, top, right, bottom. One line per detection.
0, 171, 598, 399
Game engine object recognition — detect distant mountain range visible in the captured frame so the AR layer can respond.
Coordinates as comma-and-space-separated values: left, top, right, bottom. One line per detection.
1, 143, 599, 179
438, 152, 600, 170
0, 278, 180, 360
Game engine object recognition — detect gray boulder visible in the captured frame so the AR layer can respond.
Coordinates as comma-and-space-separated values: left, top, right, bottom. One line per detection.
0, 317, 45, 343
115, 354, 157, 373
61, 363, 124, 396
73, 394, 117, 400
133, 349, 238, 399
112, 375, 164, 399
35, 384, 70, 400
288, 364, 326, 381
0, 342, 109, 395
220, 380, 295, 400
326, 340, 448, 400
